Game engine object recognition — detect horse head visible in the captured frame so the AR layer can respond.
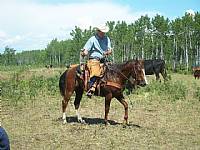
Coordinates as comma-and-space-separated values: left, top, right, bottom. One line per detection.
130, 60, 146, 87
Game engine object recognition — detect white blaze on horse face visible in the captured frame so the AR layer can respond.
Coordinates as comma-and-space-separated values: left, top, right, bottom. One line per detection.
142, 69, 148, 84
63, 113, 67, 124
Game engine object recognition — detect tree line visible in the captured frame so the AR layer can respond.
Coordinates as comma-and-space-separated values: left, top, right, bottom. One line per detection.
1, 12, 200, 72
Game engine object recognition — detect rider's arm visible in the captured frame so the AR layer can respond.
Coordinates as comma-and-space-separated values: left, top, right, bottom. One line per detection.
81, 37, 93, 56
104, 37, 112, 56
104, 49, 112, 56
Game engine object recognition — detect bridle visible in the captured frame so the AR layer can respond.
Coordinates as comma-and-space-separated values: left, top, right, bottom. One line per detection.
106, 61, 142, 83
131, 63, 143, 83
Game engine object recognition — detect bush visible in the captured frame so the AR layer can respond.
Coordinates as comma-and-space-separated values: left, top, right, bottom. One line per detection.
136, 80, 187, 102
46, 75, 59, 96
0, 74, 59, 105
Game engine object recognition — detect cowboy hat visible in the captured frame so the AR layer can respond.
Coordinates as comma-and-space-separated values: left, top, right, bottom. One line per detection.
96, 24, 109, 33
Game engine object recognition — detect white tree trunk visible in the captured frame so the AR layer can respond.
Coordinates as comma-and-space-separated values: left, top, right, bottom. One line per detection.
112, 40, 115, 63
142, 37, 144, 59
151, 35, 154, 59
58, 50, 61, 65
173, 37, 176, 71
196, 43, 198, 65
160, 40, 163, 59
156, 43, 158, 59
185, 34, 189, 70
189, 31, 192, 49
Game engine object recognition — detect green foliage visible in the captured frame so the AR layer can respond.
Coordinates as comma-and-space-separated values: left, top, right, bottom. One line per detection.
0, 74, 59, 105
174, 67, 191, 75
137, 80, 187, 102
2, 46, 16, 65
195, 87, 200, 101
46, 76, 59, 96
0, 78, 27, 104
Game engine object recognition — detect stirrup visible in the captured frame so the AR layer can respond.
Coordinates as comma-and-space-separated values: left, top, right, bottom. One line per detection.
86, 90, 93, 98
86, 87, 95, 97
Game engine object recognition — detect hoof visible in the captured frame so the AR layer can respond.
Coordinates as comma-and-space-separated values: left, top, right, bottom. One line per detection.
63, 120, 67, 124
78, 119, 86, 124
123, 120, 129, 126
105, 121, 110, 126
86, 91, 93, 98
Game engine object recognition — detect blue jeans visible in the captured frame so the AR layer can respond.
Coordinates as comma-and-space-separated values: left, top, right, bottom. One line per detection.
89, 76, 97, 88
0, 127, 10, 150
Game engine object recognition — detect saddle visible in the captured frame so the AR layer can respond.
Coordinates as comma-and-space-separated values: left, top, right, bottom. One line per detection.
75, 62, 122, 95
67, 63, 91, 91
75, 61, 106, 94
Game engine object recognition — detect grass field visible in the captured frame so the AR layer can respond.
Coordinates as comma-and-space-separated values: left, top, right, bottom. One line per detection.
1, 68, 200, 149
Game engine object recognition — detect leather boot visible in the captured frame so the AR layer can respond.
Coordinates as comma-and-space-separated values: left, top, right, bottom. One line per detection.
86, 85, 96, 98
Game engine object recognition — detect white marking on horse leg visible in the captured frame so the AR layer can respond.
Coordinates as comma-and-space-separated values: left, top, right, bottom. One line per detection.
76, 109, 85, 123
142, 69, 148, 84
62, 113, 67, 124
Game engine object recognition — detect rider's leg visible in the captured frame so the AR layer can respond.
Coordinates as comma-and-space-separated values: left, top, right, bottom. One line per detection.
86, 76, 97, 97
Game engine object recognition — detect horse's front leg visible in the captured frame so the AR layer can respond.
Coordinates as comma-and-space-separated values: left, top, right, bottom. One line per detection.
75, 88, 85, 124
121, 99, 128, 125
116, 95, 129, 125
105, 93, 112, 125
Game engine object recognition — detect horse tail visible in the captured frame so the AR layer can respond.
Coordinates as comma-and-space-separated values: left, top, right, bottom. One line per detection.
59, 70, 67, 97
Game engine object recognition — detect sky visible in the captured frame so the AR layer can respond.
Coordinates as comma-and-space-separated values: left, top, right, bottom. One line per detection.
0, 0, 199, 53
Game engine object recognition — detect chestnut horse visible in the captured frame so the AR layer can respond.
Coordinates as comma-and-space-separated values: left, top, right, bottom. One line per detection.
59, 59, 146, 125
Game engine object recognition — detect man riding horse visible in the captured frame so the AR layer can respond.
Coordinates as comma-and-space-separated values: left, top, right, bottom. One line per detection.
81, 24, 112, 97
59, 59, 146, 125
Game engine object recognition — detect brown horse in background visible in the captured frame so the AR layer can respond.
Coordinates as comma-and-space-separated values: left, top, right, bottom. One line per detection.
59, 59, 146, 125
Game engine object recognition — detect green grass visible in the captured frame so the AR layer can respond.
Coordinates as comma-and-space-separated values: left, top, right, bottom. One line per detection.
1, 69, 200, 149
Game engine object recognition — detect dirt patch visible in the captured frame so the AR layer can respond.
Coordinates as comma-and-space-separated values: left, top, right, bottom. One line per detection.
0, 72, 10, 80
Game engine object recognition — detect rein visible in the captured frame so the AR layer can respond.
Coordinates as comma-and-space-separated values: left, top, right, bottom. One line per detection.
106, 62, 137, 83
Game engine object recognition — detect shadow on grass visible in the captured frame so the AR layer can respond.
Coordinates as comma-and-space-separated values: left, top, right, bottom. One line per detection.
56, 116, 141, 128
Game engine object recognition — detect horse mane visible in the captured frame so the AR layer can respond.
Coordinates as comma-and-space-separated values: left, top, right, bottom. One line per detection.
109, 60, 134, 69
103, 60, 136, 81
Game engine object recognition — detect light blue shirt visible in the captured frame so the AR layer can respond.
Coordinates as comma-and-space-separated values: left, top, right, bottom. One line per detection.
83, 34, 111, 59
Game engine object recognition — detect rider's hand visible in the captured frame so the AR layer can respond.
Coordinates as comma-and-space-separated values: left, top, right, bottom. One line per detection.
81, 51, 85, 56
104, 49, 112, 56
81, 49, 88, 57
81, 49, 88, 56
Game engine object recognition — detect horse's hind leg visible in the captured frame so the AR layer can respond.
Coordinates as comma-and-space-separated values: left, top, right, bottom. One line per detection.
62, 97, 69, 124
116, 95, 128, 125
62, 91, 73, 124
75, 88, 85, 123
